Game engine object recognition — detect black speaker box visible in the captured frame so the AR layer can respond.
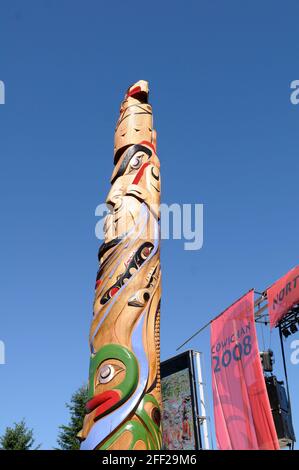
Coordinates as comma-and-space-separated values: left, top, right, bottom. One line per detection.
265, 375, 296, 446
272, 409, 296, 445
265, 376, 288, 412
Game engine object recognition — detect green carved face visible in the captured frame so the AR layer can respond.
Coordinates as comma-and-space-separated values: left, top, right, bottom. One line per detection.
86, 344, 138, 420
99, 394, 162, 450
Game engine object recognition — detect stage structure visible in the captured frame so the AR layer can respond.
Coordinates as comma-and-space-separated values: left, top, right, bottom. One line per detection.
178, 266, 298, 449
80, 81, 162, 450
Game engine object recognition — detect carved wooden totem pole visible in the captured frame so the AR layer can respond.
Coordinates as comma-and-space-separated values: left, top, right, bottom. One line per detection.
80, 81, 162, 450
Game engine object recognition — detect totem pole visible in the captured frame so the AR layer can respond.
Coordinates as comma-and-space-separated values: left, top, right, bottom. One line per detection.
80, 81, 162, 450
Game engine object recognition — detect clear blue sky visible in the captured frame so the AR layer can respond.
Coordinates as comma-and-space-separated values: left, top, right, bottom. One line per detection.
0, 0, 298, 449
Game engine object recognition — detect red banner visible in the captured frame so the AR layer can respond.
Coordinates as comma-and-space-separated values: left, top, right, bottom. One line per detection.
267, 266, 299, 328
211, 290, 279, 450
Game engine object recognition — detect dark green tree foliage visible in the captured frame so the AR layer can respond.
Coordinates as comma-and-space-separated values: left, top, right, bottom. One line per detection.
57, 385, 88, 450
0, 419, 38, 450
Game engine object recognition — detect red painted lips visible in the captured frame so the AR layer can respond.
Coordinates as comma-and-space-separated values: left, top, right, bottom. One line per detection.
86, 390, 120, 420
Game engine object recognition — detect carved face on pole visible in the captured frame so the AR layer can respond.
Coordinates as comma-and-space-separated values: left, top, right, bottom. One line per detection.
80, 81, 162, 450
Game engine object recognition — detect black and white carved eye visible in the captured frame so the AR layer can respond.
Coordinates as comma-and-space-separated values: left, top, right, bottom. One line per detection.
130, 152, 143, 170
98, 364, 115, 384
151, 166, 160, 181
